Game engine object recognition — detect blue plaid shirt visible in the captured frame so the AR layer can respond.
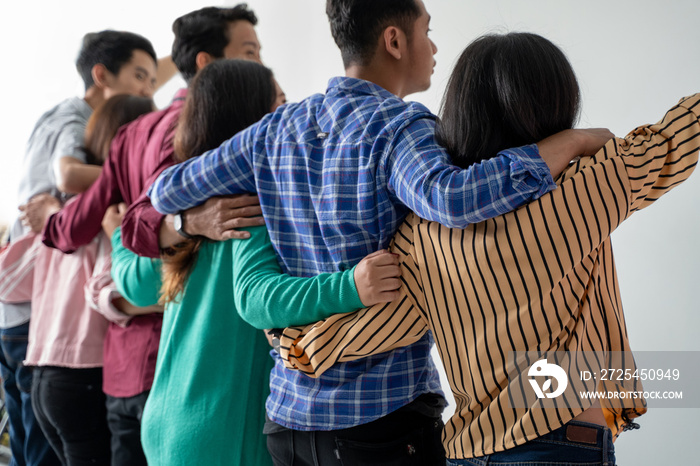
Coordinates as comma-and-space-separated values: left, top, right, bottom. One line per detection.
149, 77, 555, 430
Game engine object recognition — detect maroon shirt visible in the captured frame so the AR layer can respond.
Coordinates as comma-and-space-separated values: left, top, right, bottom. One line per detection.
42, 89, 187, 397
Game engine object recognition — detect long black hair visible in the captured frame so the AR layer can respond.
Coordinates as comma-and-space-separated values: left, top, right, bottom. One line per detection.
162, 58, 276, 304
436, 32, 581, 169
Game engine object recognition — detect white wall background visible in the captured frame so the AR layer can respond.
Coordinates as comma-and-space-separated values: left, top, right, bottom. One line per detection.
1, 0, 698, 463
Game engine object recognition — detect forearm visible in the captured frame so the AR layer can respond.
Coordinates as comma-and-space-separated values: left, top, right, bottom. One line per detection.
112, 297, 164, 316
155, 56, 178, 91
57, 162, 102, 194
120, 197, 166, 258
43, 203, 105, 253
232, 227, 365, 329
148, 131, 256, 214
278, 296, 428, 377
395, 144, 554, 228
158, 214, 182, 249
622, 93, 700, 211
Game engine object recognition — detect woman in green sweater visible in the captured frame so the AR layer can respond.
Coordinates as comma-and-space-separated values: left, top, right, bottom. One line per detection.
105, 59, 401, 465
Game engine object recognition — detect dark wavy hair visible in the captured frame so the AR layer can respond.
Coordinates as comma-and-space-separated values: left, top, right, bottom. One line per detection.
83, 94, 154, 165
160, 59, 275, 304
436, 32, 581, 169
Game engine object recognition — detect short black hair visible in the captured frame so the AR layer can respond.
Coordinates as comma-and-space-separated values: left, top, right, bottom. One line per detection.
171, 4, 258, 83
326, 0, 421, 68
76, 30, 157, 91
436, 32, 581, 169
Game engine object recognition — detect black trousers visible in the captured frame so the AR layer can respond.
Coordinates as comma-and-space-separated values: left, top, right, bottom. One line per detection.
105, 391, 149, 466
266, 396, 445, 466
31, 367, 111, 466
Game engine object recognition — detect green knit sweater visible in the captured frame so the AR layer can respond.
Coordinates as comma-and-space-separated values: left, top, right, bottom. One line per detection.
110, 226, 363, 465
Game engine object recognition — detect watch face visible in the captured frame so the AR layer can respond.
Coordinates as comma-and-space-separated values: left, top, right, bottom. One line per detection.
174, 213, 183, 232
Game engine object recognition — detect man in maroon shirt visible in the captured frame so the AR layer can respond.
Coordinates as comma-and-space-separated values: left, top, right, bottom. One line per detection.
39, 5, 268, 466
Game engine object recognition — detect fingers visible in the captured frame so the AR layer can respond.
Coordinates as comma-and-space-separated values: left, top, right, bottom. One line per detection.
222, 193, 261, 208
367, 252, 400, 268
376, 290, 402, 302
363, 249, 389, 259
220, 229, 252, 240
227, 205, 263, 220
190, 195, 264, 240
220, 216, 266, 231
117, 202, 128, 214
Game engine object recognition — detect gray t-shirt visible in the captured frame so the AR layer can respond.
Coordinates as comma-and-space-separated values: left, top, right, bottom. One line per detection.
2, 97, 92, 328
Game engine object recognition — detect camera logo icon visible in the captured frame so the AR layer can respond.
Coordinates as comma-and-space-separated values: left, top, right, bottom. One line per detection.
528, 358, 568, 399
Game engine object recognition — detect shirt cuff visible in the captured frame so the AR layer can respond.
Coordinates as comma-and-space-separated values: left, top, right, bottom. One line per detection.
343, 265, 366, 310
97, 286, 133, 328
501, 144, 556, 199
277, 327, 305, 369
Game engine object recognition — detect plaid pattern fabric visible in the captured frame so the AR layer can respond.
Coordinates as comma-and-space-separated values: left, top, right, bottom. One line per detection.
148, 77, 555, 429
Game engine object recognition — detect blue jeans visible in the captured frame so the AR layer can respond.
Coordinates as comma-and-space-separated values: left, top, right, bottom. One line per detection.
446, 421, 615, 466
0, 322, 60, 466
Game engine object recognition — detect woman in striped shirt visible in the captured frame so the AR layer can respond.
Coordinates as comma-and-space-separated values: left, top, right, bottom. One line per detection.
275, 32, 699, 465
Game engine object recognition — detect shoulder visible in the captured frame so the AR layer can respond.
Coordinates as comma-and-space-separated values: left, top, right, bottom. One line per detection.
31, 98, 89, 134
374, 98, 437, 137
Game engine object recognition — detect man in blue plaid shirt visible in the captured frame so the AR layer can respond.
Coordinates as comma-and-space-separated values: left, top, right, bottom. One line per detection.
148, 0, 612, 464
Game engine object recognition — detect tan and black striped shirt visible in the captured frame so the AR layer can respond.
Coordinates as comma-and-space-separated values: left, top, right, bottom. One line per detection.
278, 94, 700, 459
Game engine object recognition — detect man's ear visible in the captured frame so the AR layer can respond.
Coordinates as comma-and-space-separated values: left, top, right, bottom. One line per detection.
382, 26, 405, 61
91, 63, 110, 89
195, 51, 215, 72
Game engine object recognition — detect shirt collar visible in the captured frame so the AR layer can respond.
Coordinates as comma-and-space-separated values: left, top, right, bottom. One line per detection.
326, 76, 397, 101
172, 88, 188, 103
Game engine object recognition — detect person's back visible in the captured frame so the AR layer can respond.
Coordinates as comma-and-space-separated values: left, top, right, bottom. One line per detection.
272, 32, 700, 464
203, 78, 448, 275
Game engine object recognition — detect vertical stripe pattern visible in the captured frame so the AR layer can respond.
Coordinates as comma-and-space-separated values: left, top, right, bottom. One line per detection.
279, 94, 700, 457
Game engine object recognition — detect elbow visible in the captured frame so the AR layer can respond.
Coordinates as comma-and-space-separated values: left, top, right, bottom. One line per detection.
115, 279, 158, 307
56, 167, 83, 195
235, 298, 268, 330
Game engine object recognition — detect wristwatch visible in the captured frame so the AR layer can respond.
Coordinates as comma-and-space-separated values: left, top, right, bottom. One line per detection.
173, 212, 194, 239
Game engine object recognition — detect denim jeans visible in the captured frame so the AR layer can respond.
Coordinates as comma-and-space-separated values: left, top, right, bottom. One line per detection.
266, 395, 446, 466
0, 322, 60, 466
31, 367, 111, 466
105, 391, 149, 466
446, 420, 615, 466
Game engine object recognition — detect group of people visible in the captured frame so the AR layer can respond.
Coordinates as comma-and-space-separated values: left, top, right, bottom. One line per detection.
0, 1, 697, 465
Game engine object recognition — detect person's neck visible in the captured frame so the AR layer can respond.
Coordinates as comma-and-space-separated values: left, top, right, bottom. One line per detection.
345, 63, 407, 99
83, 86, 105, 110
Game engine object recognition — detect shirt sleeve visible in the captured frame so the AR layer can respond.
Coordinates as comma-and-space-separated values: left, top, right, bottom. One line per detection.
231, 226, 365, 329
387, 117, 555, 228
147, 123, 259, 214
110, 227, 163, 307
120, 148, 176, 258
51, 120, 89, 169
619, 93, 700, 214
276, 218, 430, 377
42, 144, 123, 253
